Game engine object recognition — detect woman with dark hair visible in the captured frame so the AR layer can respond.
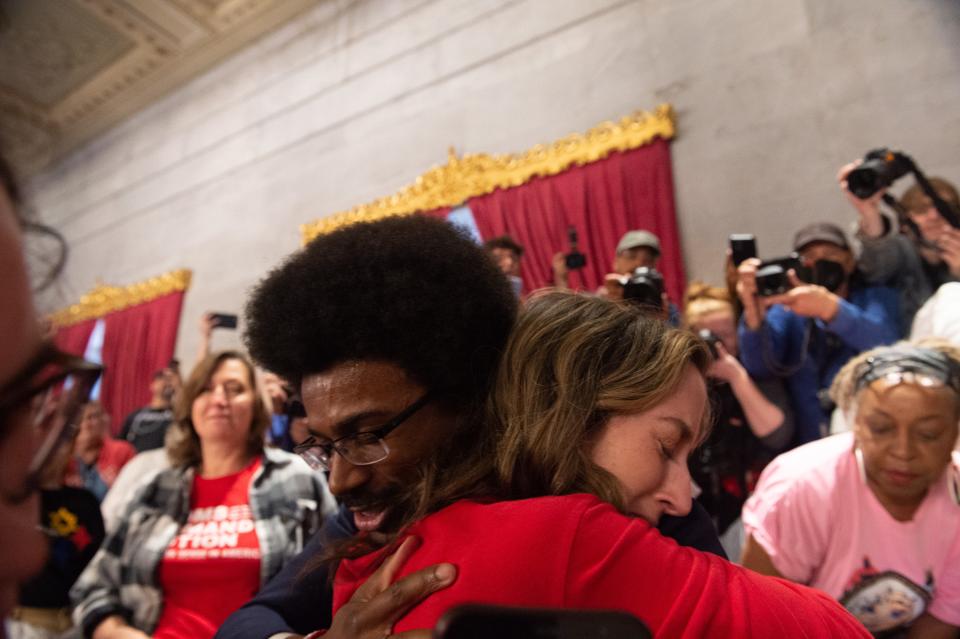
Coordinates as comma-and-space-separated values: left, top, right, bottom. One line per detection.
71, 351, 335, 639
742, 340, 960, 637
324, 292, 870, 637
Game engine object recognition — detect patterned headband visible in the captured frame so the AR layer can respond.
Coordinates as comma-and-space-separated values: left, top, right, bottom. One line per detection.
854, 346, 960, 395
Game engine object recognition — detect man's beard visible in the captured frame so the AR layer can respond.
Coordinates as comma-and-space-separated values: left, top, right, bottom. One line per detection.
338, 477, 422, 535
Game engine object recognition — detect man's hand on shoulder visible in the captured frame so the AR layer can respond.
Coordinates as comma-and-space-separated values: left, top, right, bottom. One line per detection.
323, 536, 456, 639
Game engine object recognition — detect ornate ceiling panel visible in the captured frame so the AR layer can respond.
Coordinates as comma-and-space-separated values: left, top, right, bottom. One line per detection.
0, 0, 318, 174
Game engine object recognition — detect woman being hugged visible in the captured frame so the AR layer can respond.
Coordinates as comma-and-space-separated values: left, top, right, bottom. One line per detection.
72, 351, 335, 639
330, 292, 869, 638
742, 340, 960, 638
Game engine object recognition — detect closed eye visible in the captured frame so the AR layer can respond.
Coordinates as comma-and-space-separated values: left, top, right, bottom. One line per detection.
658, 440, 677, 461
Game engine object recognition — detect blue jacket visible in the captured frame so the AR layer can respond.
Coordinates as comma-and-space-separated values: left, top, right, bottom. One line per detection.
215, 501, 726, 638
738, 284, 900, 446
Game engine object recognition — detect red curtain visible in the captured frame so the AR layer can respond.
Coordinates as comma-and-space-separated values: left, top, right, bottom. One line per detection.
54, 319, 97, 357
99, 292, 185, 435
466, 139, 686, 304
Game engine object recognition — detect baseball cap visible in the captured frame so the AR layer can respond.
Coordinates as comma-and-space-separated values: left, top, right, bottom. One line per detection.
792, 223, 849, 252
616, 230, 661, 255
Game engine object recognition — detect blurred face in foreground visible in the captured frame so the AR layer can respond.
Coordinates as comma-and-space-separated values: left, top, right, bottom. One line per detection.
0, 185, 48, 618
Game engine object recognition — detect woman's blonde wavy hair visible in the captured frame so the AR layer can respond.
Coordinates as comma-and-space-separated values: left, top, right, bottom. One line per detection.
682, 281, 734, 328
488, 291, 713, 512
326, 292, 714, 566
166, 350, 271, 468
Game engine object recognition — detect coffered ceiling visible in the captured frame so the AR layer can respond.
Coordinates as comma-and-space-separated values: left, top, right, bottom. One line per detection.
0, 0, 318, 175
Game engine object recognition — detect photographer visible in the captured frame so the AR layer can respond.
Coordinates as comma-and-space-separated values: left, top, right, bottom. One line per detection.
553, 229, 679, 323
552, 229, 659, 296
839, 161, 960, 334
683, 284, 793, 552
737, 223, 900, 445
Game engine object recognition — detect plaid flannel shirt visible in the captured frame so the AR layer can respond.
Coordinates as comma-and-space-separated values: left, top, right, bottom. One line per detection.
70, 447, 335, 638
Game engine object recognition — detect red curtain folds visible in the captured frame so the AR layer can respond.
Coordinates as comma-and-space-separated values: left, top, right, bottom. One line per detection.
466, 139, 686, 303
98, 291, 185, 434
53, 319, 97, 357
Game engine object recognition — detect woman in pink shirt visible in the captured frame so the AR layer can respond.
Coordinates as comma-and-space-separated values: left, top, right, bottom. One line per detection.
742, 340, 960, 638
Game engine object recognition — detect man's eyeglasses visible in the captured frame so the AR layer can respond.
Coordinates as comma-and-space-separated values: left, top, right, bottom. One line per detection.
294, 393, 432, 471
0, 342, 103, 502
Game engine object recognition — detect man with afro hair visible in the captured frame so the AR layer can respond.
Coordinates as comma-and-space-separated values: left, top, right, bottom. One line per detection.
219, 215, 517, 639
219, 214, 724, 639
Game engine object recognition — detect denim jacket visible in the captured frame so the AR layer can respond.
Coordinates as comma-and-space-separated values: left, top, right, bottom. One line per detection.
71, 447, 335, 638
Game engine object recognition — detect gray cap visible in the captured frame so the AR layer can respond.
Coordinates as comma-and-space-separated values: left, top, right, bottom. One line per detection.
792, 222, 849, 252
616, 230, 661, 255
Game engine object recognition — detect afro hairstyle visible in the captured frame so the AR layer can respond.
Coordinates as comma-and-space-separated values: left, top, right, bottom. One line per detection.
243, 214, 518, 411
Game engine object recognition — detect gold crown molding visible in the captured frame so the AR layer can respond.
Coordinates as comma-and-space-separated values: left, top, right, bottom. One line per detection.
301, 104, 676, 243
49, 269, 192, 328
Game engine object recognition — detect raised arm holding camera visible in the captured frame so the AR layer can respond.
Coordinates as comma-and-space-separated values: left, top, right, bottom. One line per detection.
684, 284, 794, 546
839, 150, 960, 334
736, 223, 900, 446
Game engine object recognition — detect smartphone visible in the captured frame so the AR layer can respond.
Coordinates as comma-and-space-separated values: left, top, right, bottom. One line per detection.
434, 604, 653, 639
564, 226, 586, 270
729, 234, 757, 267
209, 312, 238, 330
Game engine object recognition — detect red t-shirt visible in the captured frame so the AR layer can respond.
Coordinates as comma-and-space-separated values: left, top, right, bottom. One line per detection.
334, 494, 871, 638
96, 438, 137, 486
154, 459, 262, 639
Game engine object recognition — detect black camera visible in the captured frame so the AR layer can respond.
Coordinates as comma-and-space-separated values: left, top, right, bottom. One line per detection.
729, 234, 757, 267
755, 254, 802, 297
623, 266, 665, 308
564, 226, 586, 270
846, 148, 913, 200
697, 328, 721, 358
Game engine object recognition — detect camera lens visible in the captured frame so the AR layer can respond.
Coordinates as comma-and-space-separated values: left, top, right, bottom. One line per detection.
846, 165, 883, 199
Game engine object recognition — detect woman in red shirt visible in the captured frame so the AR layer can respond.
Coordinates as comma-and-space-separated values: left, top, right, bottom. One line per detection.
72, 352, 333, 639
329, 292, 870, 637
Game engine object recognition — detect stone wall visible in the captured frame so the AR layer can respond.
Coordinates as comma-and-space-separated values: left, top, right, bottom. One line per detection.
27, 0, 960, 364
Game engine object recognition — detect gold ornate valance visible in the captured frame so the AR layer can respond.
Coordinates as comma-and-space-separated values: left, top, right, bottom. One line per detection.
301, 103, 675, 243
49, 269, 192, 327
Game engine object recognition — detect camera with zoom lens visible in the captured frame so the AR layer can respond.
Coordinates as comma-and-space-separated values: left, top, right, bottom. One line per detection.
697, 329, 721, 359
755, 254, 802, 297
846, 148, 913, 200
623, 266, 665, 309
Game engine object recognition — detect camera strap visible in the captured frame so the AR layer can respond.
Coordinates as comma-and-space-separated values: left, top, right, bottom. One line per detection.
759, 317, 813, 378
911, 165, 960, 229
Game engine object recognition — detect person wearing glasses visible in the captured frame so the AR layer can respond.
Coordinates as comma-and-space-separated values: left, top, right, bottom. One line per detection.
319, 292, 871, 637
741, 341, 960, 637
70, 351, 336, 639
223, 214, 734, 639
839, 162, 960, 334
217, 215, 520, 639
0, 151, 105, 634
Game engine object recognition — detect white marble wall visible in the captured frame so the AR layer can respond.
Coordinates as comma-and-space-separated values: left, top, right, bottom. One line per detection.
26, 0, 960, 364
